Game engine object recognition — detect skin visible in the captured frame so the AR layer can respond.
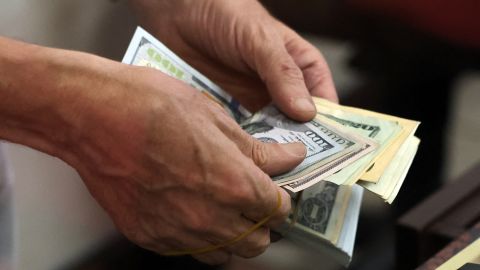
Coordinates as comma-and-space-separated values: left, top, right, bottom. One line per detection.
0, 0, 337, 265
129, 0, 338, 118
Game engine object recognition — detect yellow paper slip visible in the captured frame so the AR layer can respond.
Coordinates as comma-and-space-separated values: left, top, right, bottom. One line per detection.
360, 136, 420, 203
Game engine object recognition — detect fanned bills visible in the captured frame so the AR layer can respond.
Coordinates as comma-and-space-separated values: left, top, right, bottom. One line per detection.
314, 99, 419, 183
241, 105, 377, 192
313, 98, 420, 202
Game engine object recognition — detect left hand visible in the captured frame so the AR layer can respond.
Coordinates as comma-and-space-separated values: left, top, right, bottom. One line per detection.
129, 0, 338, 121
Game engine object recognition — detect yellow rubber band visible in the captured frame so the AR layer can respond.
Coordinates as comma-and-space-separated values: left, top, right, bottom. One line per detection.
162, 190, 282, 256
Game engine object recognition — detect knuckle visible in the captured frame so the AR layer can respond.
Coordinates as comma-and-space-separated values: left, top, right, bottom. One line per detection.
209, 100, 231, 118
309, 65, 332, 86
225, 165, 273, 208
279, 62, 304, 82
231, 180, 256, 204
251, 140, 269, 168
247, 172, 274, 207
246, 171, 277, 211
278, 194, 292, 218
253, 170, 276, 195
225, 167, 260, 204
267, 190, 292, 227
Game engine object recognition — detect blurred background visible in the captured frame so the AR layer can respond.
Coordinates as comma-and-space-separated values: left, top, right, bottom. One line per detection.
0, 0, 479, 269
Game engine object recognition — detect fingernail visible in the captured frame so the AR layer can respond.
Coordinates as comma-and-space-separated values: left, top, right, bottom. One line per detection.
283, 142, 307, 158
293, 98, 316, 113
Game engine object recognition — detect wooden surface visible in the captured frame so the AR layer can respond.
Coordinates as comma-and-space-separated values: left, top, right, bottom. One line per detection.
417, 221, 480, 270
396, 162, 480, 269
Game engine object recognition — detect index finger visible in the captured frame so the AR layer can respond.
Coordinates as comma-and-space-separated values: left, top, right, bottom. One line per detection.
280, 23, 339, 103
240, 165, 292, 229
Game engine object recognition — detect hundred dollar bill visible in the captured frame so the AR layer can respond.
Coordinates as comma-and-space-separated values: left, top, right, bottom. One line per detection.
312, 97, 402, 186
283, 145, 373, 192
242, 105, 377, 191
122, 27, 250, 123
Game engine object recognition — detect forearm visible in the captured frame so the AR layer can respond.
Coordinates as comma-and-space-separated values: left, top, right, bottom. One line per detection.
0, 37, 118, 162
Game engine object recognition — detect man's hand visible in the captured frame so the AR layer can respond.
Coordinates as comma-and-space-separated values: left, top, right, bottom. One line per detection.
0, 38, 306, 265
78, 66, 306, 265
129, 0, 338, 121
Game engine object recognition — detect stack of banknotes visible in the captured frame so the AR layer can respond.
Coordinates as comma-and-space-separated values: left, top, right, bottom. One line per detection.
123, 27, 420, 266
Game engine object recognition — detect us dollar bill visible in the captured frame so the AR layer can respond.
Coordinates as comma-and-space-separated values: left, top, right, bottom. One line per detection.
293, 181, 351, 244
122, 27, 250, 123
279, 181, 363, 266
312, 100, 420, 183
362, 136, 420, 203
242, 105, 377, 191
313, 98, 420, 202
312, 97, 402, 186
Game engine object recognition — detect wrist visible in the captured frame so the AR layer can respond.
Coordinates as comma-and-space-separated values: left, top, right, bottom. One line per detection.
0, 38, 63, 156
0, 37, 123, 163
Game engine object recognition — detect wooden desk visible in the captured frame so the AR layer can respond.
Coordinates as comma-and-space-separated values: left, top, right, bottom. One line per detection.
417, 221, 480, 270
396, 162, 480, 269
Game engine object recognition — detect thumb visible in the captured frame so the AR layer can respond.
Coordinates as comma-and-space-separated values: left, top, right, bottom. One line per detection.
217, 114, 307, 175
248, 29, 316, 121
248, 139, 306, 176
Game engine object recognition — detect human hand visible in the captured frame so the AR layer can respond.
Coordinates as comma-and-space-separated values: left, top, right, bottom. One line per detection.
0, 30, 306, 265
129, 0, 338, 121
61, 61, 306, 264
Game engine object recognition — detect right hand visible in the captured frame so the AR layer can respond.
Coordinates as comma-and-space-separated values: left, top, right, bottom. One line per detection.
129, 0, 338, 121
65, 61, 306, 265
